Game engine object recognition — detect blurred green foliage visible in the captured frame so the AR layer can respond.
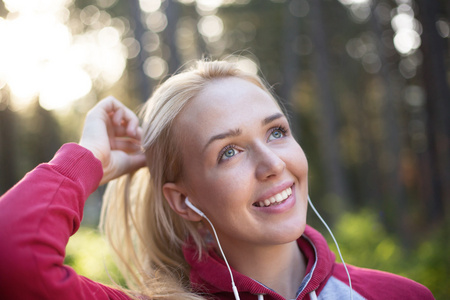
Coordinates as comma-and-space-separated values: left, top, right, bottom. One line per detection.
66, 210, 448, 299
326, 210, 448, 300
65, 227, 125, 287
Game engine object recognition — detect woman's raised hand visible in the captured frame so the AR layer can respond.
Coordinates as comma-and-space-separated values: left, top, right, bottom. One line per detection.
79, 96, 146, 185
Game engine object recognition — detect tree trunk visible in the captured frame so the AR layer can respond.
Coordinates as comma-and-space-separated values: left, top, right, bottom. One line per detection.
416, 0, 450, 221
162, 0, 181, 75
369, 1, 407, 238
279, 0, 301, 139
309, 0, 350, 213
129, 0, 152, 102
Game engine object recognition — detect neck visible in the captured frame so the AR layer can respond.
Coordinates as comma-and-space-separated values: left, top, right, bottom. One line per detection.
221, 240, 306, 299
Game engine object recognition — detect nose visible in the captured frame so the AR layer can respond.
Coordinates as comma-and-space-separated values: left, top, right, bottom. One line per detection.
254, 143, 286, 180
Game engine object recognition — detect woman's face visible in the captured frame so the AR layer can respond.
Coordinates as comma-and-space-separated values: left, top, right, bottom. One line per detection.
174, 77, 309, 251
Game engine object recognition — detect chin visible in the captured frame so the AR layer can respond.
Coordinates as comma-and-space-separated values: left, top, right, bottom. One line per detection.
268, 219, 306, 245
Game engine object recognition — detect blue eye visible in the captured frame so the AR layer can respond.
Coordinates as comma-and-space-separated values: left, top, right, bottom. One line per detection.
220, 146, 238, 161
272, 130, 283, 139
268, 127, 286, 141
224, 148, 236, 157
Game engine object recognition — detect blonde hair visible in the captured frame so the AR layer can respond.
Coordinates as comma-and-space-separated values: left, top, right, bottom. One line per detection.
100, 59, 279, 299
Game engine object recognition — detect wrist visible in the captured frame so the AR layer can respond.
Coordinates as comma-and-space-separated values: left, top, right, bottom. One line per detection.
78, 141, 107, 167
50, 143, 103, 192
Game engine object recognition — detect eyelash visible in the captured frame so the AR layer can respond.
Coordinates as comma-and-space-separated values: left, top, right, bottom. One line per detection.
217, 125, 289, 163
218, 144, 238, 163
269, 125, 288, 138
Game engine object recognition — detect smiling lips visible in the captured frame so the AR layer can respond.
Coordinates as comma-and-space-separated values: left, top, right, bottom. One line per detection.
255, 187, 293, 207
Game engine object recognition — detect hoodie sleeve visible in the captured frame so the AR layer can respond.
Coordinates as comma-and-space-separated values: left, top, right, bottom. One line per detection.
0, 143, 130, 299
331, 263, 435, 300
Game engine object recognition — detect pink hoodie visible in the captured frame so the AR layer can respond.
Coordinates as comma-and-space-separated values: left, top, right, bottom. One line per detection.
0, 144, 434, 300
183, 224, 434, 300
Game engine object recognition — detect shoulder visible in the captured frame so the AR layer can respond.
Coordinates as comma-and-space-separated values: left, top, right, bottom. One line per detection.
331, 264, 435, 300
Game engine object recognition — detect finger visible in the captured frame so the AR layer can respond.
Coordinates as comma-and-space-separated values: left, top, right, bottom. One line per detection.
118, 106, 140, 138
94, 96, 121, 117
102, 102, 139, 138
96, 97, 130, 124
110, 118, 140, 139
110, 122, 139, 140
95, 99, 136, 136
129, 153, 147, 172
128, 152, 147, 170
111, 138, 142, 153
112, 107, 125, 126
136, 126, 143, 141
111, 122, 128, 138
126, 117, 140, 138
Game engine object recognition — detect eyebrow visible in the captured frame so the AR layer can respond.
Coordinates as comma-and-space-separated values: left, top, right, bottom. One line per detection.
203, 112, 285, 153
262, 112, 284, 126
203, 128, 242, 153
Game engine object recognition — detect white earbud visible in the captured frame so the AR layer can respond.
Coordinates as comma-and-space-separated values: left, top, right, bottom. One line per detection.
185, 197, 206, 218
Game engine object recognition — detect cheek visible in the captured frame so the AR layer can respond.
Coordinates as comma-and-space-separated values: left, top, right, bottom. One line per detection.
297, 150, 309, 173
209, 169, 250, 198
199, 166, 253, 211
286, 143, 309, 176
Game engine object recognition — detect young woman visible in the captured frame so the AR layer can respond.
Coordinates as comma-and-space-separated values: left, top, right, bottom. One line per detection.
0, 60, 434, 300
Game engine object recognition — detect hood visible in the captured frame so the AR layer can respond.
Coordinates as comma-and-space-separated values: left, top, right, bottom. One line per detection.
183, 225, 336, 300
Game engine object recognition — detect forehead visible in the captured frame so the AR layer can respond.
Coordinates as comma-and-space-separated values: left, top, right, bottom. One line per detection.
173, 77, 282, 144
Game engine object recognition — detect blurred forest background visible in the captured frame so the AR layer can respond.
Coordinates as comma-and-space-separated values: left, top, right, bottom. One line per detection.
0, 0, 448, 298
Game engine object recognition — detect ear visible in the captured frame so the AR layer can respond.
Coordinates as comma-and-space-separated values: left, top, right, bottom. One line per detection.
163, 182, 203, 222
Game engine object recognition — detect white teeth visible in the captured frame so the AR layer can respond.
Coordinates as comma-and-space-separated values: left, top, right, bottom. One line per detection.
257, 187, 293, 208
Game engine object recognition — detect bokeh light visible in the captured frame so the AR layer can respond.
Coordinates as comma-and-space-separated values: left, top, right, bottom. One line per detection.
142, 31, 161, 52
139, 0, 162, 13
288, 0, 309, 18
226, 56, 259, 75
3, 0, 71, 14
39, 64, 92, 110
123, 37, 141, 59
196, 0, 223, 13
198, 15, 224, 42
236, 57, 258, 75
393, 28, 421, 54
338, 0, 370, 4
391, 4, 422, 55
341, 0, 423, 77
144, 56, 168, 79
145, 11, 168, 32
436, 19, 450, 38
0, 0, 127, 111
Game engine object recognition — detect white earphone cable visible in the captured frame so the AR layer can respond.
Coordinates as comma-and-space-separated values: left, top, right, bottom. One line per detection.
202, 214, 241, 300
308, 195, 353, 300
187, 196, 352, 300
185, 198, 240, 300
